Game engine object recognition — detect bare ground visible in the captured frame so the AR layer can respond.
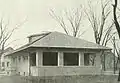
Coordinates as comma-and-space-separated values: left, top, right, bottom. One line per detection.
0, 75, 119, 83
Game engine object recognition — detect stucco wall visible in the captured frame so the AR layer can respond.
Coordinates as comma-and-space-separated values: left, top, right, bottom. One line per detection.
1, 55, 11, 75
1, 55, 11, 68
6, 48, 102, 76
30, 66, 101, 76
10, 52, 30, 76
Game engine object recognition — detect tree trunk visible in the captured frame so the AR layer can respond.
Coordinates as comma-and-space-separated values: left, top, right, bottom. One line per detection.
113, 0, 120, 38
113, 0, 120, 81
118, 68, 120, 81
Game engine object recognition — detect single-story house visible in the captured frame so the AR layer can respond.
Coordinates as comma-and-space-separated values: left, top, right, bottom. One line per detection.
1, 47, 14, 75
4, 31, 111, 76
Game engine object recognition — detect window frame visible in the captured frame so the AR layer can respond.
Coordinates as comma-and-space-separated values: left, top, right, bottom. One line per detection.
30, 52, 36, 66
6, 62, 10, 67
84, 53, 96, 66
13, 57, 16, 63
43, 52, 58, 66
18, 56, 21, 62
63, 52, 79, 66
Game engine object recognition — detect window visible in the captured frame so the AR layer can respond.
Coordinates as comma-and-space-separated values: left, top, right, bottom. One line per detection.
2, 62, 5, 67
30, 52, 36, 66
23, 72, 25, 76
43, 52, 58, 66
25, 56, 28, 60
23, 56, 26, 61
64, 53, 79, 66
13, 57, 15, 62
84, 53, 96, 66
23, 56, 28, 61
18, 72, 20, 75
18, 56, 21, 62
7, 62, 10, 67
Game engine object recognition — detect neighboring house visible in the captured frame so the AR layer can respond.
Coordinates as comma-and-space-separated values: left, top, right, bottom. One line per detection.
104, 52, 116, 71
4, 31, 111, 76
1, 47, 14, 75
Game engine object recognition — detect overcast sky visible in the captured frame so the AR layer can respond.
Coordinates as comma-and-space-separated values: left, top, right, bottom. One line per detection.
0, 0, 115, 49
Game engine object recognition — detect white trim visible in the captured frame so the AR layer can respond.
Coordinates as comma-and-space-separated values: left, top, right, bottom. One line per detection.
58, 52, 60, 66
36, 52, 38, 66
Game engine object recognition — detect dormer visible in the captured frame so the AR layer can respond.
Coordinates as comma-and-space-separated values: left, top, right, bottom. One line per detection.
27, 32, 51, 43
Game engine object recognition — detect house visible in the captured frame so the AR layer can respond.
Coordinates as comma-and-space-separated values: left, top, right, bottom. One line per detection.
4, 31, 111, 76
102, 52, 118, 75
1, 47, 14, 75
104, 52, 116, 71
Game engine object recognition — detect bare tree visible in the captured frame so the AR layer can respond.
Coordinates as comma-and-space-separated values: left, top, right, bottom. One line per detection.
85, 0, 116, 70
49, 7, 84, 37
111, 38, 119, 70
112, 38, 120, 81
85, 0, 115, 45
0, 17, 26, 68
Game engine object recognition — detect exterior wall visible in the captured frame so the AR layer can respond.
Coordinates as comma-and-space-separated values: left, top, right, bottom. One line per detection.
37, 66, 101, 76
4, 48, 103, 76
30, 48, 102, 76
1, 54, 11, 75
9, 52, 29, 76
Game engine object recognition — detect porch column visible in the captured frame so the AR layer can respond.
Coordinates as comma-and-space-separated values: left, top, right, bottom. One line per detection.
28, 54, 30, 76
95, 52, 102, 74
36, 51, 43, 67
58, 52, 63, 66
79, 52, 84, 66
95, 52, 101, 67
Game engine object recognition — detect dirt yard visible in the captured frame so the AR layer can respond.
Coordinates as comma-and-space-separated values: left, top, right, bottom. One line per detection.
0, 76, 23, 83
0, 75, 119, 83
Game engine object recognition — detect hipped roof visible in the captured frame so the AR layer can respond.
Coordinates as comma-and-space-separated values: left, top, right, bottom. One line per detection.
6, 31, 111, 55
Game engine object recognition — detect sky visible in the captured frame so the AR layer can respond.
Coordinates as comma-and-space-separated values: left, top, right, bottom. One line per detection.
0, 0, 116, 49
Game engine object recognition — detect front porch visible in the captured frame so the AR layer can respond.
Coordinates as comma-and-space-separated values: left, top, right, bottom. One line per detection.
9, 48, 102, 76
29, 49, 102, 76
